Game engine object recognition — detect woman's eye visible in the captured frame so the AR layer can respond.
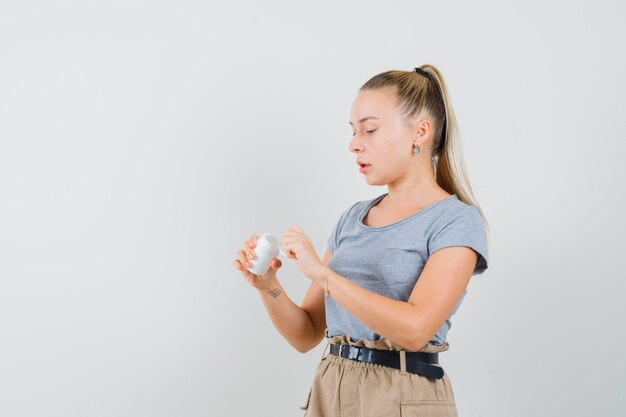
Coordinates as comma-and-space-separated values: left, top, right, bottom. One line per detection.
351, 129, 376, 136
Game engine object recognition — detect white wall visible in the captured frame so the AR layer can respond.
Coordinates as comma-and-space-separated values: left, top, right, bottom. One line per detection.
1, 1, 624, 416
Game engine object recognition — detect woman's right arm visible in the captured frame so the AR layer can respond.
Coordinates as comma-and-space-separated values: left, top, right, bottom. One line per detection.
257, 252, 328, 352
234, 240, 331, 353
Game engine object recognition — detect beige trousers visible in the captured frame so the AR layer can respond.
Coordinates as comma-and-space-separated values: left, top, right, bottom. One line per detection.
300, 335, 457, 417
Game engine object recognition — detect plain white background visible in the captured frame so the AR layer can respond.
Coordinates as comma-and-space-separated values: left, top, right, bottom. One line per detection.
1, 1, 624, 416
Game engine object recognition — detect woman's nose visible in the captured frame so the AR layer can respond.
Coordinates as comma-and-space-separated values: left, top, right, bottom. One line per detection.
349, 134, 363, 153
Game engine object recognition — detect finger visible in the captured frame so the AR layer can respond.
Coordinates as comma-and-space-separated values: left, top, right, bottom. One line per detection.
244, 235, 258, 248
240, 243, 255, 260
233, 259, 252, 276
237, 249, 253, 268
233, 258, 247, 271
242, 244, 255, 260
280, 237, 293, 253
234, 259, 256, 281
284, 239, 297, 253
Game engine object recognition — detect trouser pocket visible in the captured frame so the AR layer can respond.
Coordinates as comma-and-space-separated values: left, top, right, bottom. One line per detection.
400, 399, 457, 417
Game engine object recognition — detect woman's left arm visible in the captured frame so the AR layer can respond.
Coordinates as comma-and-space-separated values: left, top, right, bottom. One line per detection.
316, 246, 478, 351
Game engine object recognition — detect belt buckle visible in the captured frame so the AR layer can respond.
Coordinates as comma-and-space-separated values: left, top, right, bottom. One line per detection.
338, 344, 347, 358
340, 344, 361, 361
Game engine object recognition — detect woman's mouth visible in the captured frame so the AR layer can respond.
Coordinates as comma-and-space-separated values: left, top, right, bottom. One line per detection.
358, 162, 371, 173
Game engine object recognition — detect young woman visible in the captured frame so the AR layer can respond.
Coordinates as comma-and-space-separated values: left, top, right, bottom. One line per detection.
233, 64, 489, 417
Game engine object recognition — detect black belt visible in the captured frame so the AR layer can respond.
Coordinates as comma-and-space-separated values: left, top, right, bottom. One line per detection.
329, 343, 444, 380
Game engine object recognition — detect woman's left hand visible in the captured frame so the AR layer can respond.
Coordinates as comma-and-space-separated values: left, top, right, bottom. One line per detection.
280, 224, 326, 284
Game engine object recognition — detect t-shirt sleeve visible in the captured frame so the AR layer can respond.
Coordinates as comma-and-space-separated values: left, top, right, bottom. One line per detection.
327, 202, 358, 254
427, 205, 489, 276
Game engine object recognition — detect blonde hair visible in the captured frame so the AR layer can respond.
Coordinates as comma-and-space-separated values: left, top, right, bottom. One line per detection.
360, 64, 490, 238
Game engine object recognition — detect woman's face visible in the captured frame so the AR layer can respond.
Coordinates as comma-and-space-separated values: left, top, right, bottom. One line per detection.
349, 88, 416, 186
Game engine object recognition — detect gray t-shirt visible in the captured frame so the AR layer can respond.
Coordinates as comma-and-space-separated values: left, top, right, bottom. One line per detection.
325, 192, 489, 347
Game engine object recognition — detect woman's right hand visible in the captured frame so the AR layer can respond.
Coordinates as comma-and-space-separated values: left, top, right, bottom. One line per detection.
233, 233, 283, 290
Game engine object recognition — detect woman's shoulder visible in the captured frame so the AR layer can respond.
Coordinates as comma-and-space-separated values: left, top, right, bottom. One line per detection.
426, 197, 485, 239
440, 194, 480, 217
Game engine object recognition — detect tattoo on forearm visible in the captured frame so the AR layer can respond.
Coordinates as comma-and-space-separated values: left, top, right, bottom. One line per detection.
267, 288, 281, 298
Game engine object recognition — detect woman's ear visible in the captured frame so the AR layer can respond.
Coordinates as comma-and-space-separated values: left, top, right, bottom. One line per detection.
412, 117, 432, 148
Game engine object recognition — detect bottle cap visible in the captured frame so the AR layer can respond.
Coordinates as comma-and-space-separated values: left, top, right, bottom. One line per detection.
259, 233, 288, 257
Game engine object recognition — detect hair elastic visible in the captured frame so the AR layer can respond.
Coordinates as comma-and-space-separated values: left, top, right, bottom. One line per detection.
414, 67, 431, 80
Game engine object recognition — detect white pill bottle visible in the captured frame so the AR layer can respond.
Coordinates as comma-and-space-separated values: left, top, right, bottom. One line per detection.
247, 233, 287, 276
